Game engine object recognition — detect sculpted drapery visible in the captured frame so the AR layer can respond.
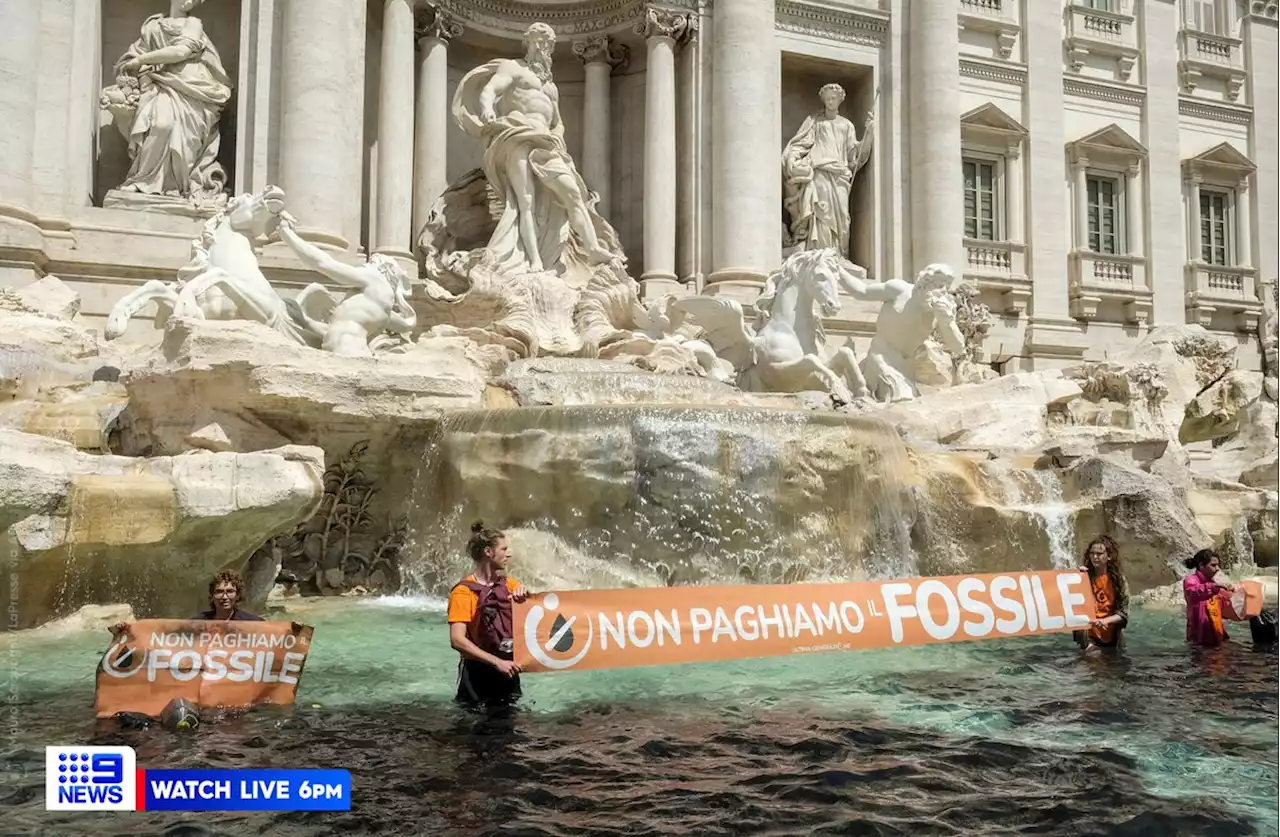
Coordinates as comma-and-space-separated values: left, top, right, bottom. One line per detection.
451, 23, 613, 276
782, 84, 875, 255
103, 2, 232, 203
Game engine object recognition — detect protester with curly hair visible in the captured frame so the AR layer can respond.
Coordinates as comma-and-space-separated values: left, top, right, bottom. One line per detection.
194, 569, 264, 621
1074, 535, 1129, 653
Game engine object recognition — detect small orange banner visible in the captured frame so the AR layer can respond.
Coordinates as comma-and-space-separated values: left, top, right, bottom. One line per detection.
94, 620, 314, 718
1225, 580, 1266, 621
515, 570, 1097, 673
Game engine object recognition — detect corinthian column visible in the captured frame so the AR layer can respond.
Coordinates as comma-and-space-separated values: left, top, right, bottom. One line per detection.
636, 7, 691, 296
908, 0, 964, 274
277, 0, 367, 250
706, 0, 780, 298
413, 4, 462, 238
572, 36, 628, 219
374, 0, 417, 257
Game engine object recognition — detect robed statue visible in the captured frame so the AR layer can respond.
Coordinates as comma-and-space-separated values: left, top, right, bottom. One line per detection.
782, 84, 875, 255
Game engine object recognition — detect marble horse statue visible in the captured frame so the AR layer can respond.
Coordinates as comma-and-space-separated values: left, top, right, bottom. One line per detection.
668, 248, 869, 403
105, 185, 310, 343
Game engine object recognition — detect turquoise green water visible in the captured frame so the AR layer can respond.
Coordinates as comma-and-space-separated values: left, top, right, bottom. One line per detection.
2, 596, 1276, 836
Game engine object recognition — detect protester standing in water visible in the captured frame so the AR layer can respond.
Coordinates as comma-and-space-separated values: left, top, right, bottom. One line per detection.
1183, 548, 1235, 647
448, 521, 530, 707
1074, 535, 1129, 653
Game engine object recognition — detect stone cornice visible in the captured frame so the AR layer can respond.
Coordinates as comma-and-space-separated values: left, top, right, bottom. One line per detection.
1179, 97, 1253, 125
437, 0, 890, 45
959, 57, 1027, 87
436, 0, 703, 39
775, 0, 889, 48
1062, 77, 1145, 107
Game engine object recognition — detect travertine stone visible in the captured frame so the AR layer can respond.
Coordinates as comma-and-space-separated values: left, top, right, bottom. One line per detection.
0, 427, 323, 630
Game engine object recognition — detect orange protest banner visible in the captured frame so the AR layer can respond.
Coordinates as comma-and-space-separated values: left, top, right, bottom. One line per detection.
94, 620, 314, 718
1224, 580, 1266, 622
515, 570, 1097, 673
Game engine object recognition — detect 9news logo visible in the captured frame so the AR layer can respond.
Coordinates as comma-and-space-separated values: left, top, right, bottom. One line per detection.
45, 746, 137, 811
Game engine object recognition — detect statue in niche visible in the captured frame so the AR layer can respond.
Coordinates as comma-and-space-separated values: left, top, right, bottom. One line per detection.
275, 212, 417, 358
99, 0, 232, 214
834, 261, 967, 403
782, 84, 875, 255
416, 22, 646, 361
451, 22, 615, 274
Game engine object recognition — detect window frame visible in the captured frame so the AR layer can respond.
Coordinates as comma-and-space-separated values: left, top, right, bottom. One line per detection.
962, 154, 1002, 242
1183, 0, 1227, 35
1083, 169, 1126, 255
1197, 187, 1234, 266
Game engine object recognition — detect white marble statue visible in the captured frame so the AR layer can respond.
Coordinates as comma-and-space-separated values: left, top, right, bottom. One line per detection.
782, 84, 875, 255
275, 213, 417, 358
668, 249, 867, 403
105, 186, 307, 342
451, 22, 615, 274
834, 261, 967, 403
1260, 278, 1278, 400
99, 0, 233, 212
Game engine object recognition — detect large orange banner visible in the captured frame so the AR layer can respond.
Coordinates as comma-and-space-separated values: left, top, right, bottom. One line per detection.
94, 620, 314, 718
515, 571, 1099, 673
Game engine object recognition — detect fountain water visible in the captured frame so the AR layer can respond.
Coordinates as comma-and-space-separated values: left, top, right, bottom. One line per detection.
405, 405, 921, 593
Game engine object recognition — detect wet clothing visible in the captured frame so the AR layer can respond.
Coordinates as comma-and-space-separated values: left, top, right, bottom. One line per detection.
194, 609, 264, 621
1184, 570, 1230, 647
448, 575, 523, 707
1074, 570, 1129, 650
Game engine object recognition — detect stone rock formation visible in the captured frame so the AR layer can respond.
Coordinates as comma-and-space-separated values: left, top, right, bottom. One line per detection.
0, 428, 322, 629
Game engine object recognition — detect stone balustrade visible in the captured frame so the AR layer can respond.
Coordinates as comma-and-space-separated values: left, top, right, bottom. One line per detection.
1065, 1, 1139, 81
1184, 262, 1262, 331
1178, 28, 1247, 100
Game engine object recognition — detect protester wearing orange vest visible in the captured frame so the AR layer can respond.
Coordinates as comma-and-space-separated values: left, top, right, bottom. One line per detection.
1074, 535, 1129, 653
447, 521, 530, 707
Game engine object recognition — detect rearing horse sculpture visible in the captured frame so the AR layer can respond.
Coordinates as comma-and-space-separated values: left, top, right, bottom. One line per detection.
667, 248, 868, 403
104, 185, 310, 344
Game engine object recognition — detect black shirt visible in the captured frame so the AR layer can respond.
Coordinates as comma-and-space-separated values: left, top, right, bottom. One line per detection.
194, 609, 265, 621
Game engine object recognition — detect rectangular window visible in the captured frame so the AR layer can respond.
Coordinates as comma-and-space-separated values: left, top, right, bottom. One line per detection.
1187, 0, 1222, 34
1084, 0, 1119, 11
1086, 175, 1121, 254
963, 159, 997, 241
1199, 190, 1230, 265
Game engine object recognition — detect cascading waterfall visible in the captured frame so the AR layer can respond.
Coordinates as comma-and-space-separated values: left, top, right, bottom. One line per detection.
402, 405, 922, 594
991, 467, 1077, 570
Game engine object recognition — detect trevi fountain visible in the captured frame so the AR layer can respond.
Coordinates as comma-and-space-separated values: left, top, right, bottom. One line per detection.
1, 3, 1277, 835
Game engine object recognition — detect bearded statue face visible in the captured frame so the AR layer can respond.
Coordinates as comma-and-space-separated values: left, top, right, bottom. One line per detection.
523, 23, 556, 74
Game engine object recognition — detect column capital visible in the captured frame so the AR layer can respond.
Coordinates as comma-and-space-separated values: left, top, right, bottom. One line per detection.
1072, 154, 1089, 172
634, 6, 696, 44
415, 3, 462, 43
1238, 176, 1252, 192
1127, 162, 1141, 177
572, 35, 630, 71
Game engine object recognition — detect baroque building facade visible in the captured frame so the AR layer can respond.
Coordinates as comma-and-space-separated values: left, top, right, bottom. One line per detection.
0, 0, 1275, 371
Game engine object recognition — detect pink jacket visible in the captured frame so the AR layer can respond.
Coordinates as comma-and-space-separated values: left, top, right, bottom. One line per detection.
1183, 570, 1229, 647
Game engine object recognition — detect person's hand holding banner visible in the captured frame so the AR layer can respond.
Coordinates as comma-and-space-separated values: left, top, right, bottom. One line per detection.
95, 620, 314, 718
515, 570, 1101, 673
